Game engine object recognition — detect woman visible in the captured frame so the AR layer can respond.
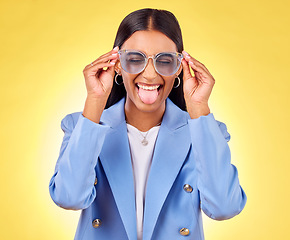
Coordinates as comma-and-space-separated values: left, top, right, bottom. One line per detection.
49, 8, 247, 240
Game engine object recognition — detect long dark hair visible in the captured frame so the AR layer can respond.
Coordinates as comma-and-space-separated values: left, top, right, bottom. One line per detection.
105, 8, 186, 111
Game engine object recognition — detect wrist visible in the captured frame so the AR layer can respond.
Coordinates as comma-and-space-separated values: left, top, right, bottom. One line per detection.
83, 96, 107, 124
86, 92, 109, 102
186, 103, 210, 119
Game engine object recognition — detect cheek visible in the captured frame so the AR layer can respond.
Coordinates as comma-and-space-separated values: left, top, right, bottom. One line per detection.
164, 76, 175, 90
121, 71, 137, 91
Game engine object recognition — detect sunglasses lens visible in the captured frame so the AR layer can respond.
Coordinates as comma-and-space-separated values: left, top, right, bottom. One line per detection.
155, 53, 180, 76
120, 51, 145, 74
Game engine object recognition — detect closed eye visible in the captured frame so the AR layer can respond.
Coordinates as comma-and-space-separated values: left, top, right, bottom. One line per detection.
156, 54, 174, 65
157, 60, 172, 64
127, 59, 144, 64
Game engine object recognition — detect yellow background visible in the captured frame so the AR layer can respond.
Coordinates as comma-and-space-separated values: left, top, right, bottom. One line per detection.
1, 0, 289, 239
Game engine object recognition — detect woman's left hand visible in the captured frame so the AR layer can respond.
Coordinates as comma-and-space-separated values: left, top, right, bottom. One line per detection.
181, 51, 215, 119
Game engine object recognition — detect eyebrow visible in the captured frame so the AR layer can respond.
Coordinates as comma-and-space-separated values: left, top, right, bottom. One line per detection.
126, 51, 143, 56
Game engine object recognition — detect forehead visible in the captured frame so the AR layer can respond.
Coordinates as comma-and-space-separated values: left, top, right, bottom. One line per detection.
121, 30, 178, 54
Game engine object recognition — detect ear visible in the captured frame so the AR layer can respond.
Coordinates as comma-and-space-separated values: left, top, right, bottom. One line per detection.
114, 59, 122, 75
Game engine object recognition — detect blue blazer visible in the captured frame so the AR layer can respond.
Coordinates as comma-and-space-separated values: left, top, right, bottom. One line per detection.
49, 98, 246, 240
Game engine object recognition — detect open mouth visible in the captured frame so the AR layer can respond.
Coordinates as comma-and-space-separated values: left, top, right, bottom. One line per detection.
136, 83, 162, 91
136, 83, 163, 104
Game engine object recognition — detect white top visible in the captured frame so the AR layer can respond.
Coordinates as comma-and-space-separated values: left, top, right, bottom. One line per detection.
126, 123, 160, 240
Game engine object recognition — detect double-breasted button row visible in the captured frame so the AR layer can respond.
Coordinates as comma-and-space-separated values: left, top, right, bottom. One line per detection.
180, 227, 190, 236
92, 218, 101, 228
180, 184, 191, 236
92, 218, 189, 236
183, 184, 193, 193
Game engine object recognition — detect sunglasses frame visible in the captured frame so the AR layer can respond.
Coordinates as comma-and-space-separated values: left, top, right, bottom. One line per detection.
118, 49, 183, 76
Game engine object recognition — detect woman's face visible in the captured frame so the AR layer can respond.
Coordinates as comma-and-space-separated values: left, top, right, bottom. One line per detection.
116, 30, 182, 114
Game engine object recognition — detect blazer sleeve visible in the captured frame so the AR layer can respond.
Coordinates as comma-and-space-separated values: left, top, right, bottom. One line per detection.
49, 113, 110, 210
188, 113, 247, 220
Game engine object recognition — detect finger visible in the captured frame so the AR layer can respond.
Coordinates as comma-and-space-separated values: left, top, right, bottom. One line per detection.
84, 54, 118, 71
184, 58, 211, 79
184, 53, 208, 71
106, 59, 117, 74
181, 59, 193, 81
188, 61, 215, 87
90, 52, 119, 68
97, 46, 119, 60
181, 59, 199, 88
95, 46, 119, 62
194, 71, 203, 83
187, 60, 207, 75
83, 62, 116, 76
85, 46, 119, 69
187, 60, 213, 82
182, 51, 211, 76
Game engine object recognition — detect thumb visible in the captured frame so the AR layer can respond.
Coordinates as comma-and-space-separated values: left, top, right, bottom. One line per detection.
106, 60, 117, 76
181, 59, 192, 81
181, 59, 198, 85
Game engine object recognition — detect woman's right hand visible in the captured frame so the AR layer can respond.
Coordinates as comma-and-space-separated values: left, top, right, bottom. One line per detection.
83, 46, 119, 100
82, 47, 119, 123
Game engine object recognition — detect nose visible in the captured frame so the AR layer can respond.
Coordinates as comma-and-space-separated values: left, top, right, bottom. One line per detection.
142, 57, 158, 80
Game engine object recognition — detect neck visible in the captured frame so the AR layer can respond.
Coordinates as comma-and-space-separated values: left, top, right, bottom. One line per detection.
125, 98, 165, 132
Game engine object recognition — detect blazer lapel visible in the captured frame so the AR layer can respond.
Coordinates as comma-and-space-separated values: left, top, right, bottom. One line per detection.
99, 99, 137, 240
142, 99, 191, 240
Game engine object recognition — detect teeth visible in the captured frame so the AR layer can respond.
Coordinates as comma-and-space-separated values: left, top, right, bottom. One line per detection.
137, 83, 160, 91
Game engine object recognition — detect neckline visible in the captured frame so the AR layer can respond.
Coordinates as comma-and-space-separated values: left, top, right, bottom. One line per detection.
126, 123, 161, 134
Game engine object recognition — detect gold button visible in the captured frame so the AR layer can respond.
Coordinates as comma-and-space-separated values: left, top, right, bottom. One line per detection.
179, 228, 190, 236
92, 218, 101, 228
183, 184, 193, 193
94, 178, 98, 185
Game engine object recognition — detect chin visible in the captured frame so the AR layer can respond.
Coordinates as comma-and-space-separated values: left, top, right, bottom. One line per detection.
138, 102, 164, 113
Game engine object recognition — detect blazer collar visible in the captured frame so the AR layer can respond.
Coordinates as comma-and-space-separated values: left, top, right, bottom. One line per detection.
100, 98, 127, 128
100, 97, 189, 130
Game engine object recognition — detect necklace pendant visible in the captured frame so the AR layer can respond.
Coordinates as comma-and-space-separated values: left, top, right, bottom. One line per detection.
141, 139, 148, 146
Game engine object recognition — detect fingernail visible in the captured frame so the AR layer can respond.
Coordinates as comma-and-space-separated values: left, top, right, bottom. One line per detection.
110, 61, 116, 65
183, 51, 189, 56
113, 46, 118, 51
112, 53, 118, 56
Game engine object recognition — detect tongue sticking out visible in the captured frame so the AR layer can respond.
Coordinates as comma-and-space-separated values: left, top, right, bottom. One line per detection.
138, 87, 159, 104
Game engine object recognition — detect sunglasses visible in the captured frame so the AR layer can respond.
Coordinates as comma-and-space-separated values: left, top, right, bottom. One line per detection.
118, 50, 183, 76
